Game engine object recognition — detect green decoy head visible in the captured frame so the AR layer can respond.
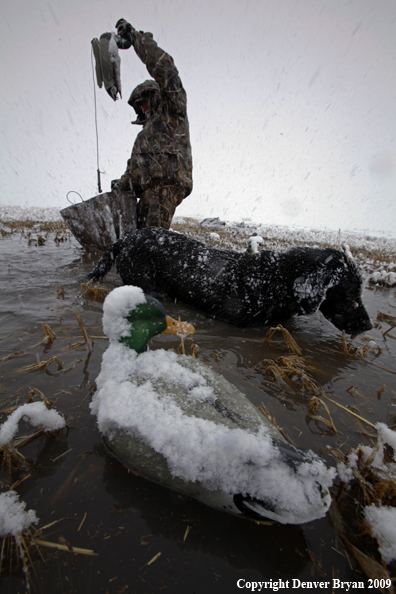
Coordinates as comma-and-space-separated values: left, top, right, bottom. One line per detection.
102, 287, 195, 354
120, 296, 167, 354
119, 295, 195, 354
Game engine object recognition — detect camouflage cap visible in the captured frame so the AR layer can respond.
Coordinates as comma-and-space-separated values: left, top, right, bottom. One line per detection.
115, 18, 128, 29
128, 80, 160, 106
128, 80, 161, 124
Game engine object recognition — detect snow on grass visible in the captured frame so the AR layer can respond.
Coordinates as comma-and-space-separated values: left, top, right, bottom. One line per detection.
0, 402, 66, 446
364, 505, 396, 564
0, 491, 38, 537
0, 205, 63, 223
336, 422, 396, 565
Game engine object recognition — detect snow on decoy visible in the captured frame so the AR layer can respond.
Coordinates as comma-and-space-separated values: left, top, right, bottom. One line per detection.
91, 285, 336, 525
246, 233, 264, 254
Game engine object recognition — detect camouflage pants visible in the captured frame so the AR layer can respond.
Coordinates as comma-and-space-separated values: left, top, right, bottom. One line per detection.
136, 185, 185, 230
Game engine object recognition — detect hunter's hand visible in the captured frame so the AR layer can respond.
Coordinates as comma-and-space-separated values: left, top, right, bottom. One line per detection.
116, 19, 132, 37
111, 179, 122, 192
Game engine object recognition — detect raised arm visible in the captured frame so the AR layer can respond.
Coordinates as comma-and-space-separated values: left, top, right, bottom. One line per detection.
115, 19, 186, 112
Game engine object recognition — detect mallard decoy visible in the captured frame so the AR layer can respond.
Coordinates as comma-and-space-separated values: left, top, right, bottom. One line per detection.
91, 285, 335, 524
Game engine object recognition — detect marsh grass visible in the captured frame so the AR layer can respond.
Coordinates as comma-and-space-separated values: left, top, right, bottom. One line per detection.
378, 312, 396, 339
0, 388, 64, 479
252, 323, 396, 584
342, 331, 383, 358
74, 310, 93, 353
263, 325, 302, 354
80, 279, 111, 302
172, 217, 396, 265
258, 402, 292, 443
0, 219, 69, 235
18, 356, 63, 374
331, 436, 396, 590
176, 335, 199, 357
2, 214, 396, 267
1, 527, 36, 592
0, 516, 98, 592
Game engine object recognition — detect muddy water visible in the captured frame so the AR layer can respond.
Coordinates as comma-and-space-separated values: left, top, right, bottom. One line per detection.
0, 232, 395, 593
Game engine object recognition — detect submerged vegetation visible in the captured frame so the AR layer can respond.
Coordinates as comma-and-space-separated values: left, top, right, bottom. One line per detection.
0, 489, 97, 592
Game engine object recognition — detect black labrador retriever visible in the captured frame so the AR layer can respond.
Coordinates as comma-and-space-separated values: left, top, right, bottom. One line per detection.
88, 227, 372, 336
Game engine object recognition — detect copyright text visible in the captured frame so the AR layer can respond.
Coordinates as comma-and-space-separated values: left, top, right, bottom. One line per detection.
236, 578, 391, 592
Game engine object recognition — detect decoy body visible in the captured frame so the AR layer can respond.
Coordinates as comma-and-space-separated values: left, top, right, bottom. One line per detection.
91, 285, 335, 524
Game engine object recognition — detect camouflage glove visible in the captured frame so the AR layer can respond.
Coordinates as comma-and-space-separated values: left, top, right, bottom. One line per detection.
115, 19, 133, 37
111, 178, 131, 193
115, 19, 133, 50
111, 179, 122, 192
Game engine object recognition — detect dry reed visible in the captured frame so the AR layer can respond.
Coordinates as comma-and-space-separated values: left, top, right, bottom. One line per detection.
80, 279, 111, 302
263, 325, 302, 354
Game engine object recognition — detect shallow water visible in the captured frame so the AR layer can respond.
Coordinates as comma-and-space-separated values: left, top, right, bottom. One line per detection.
0, 231, 395, 593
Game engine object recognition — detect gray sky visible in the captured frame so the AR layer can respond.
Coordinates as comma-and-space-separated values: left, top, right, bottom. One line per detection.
1, 0, 395, 235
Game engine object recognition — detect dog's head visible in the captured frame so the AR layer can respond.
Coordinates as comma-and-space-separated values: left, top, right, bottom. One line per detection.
320, 290, 373, 336
319, 252, 373, 336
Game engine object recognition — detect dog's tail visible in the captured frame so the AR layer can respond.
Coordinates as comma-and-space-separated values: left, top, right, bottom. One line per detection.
87, 238, 124, 281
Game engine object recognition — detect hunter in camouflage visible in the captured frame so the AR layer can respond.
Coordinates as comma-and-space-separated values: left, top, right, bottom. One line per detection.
112, 19, 193, 229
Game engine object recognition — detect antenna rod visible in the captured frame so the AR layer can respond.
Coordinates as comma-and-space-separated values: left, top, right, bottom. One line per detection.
91, 45, 102, 194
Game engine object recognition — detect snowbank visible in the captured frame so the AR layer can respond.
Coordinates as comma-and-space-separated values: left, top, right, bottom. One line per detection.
1, 205, 395, 249
368, 269, 396, 288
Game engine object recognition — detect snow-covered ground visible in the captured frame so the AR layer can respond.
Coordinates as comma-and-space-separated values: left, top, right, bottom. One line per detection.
1, 205, 396, 287
0, 205, 64, 223
186, 216, 396, 288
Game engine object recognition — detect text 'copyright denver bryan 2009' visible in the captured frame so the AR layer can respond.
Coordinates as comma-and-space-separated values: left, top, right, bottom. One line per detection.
236, 578, 392, 591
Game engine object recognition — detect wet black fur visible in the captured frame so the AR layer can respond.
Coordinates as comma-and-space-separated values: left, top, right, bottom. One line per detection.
88, 228, 372, 335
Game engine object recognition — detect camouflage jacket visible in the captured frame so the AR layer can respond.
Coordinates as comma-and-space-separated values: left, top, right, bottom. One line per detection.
118, 28, 193, 198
